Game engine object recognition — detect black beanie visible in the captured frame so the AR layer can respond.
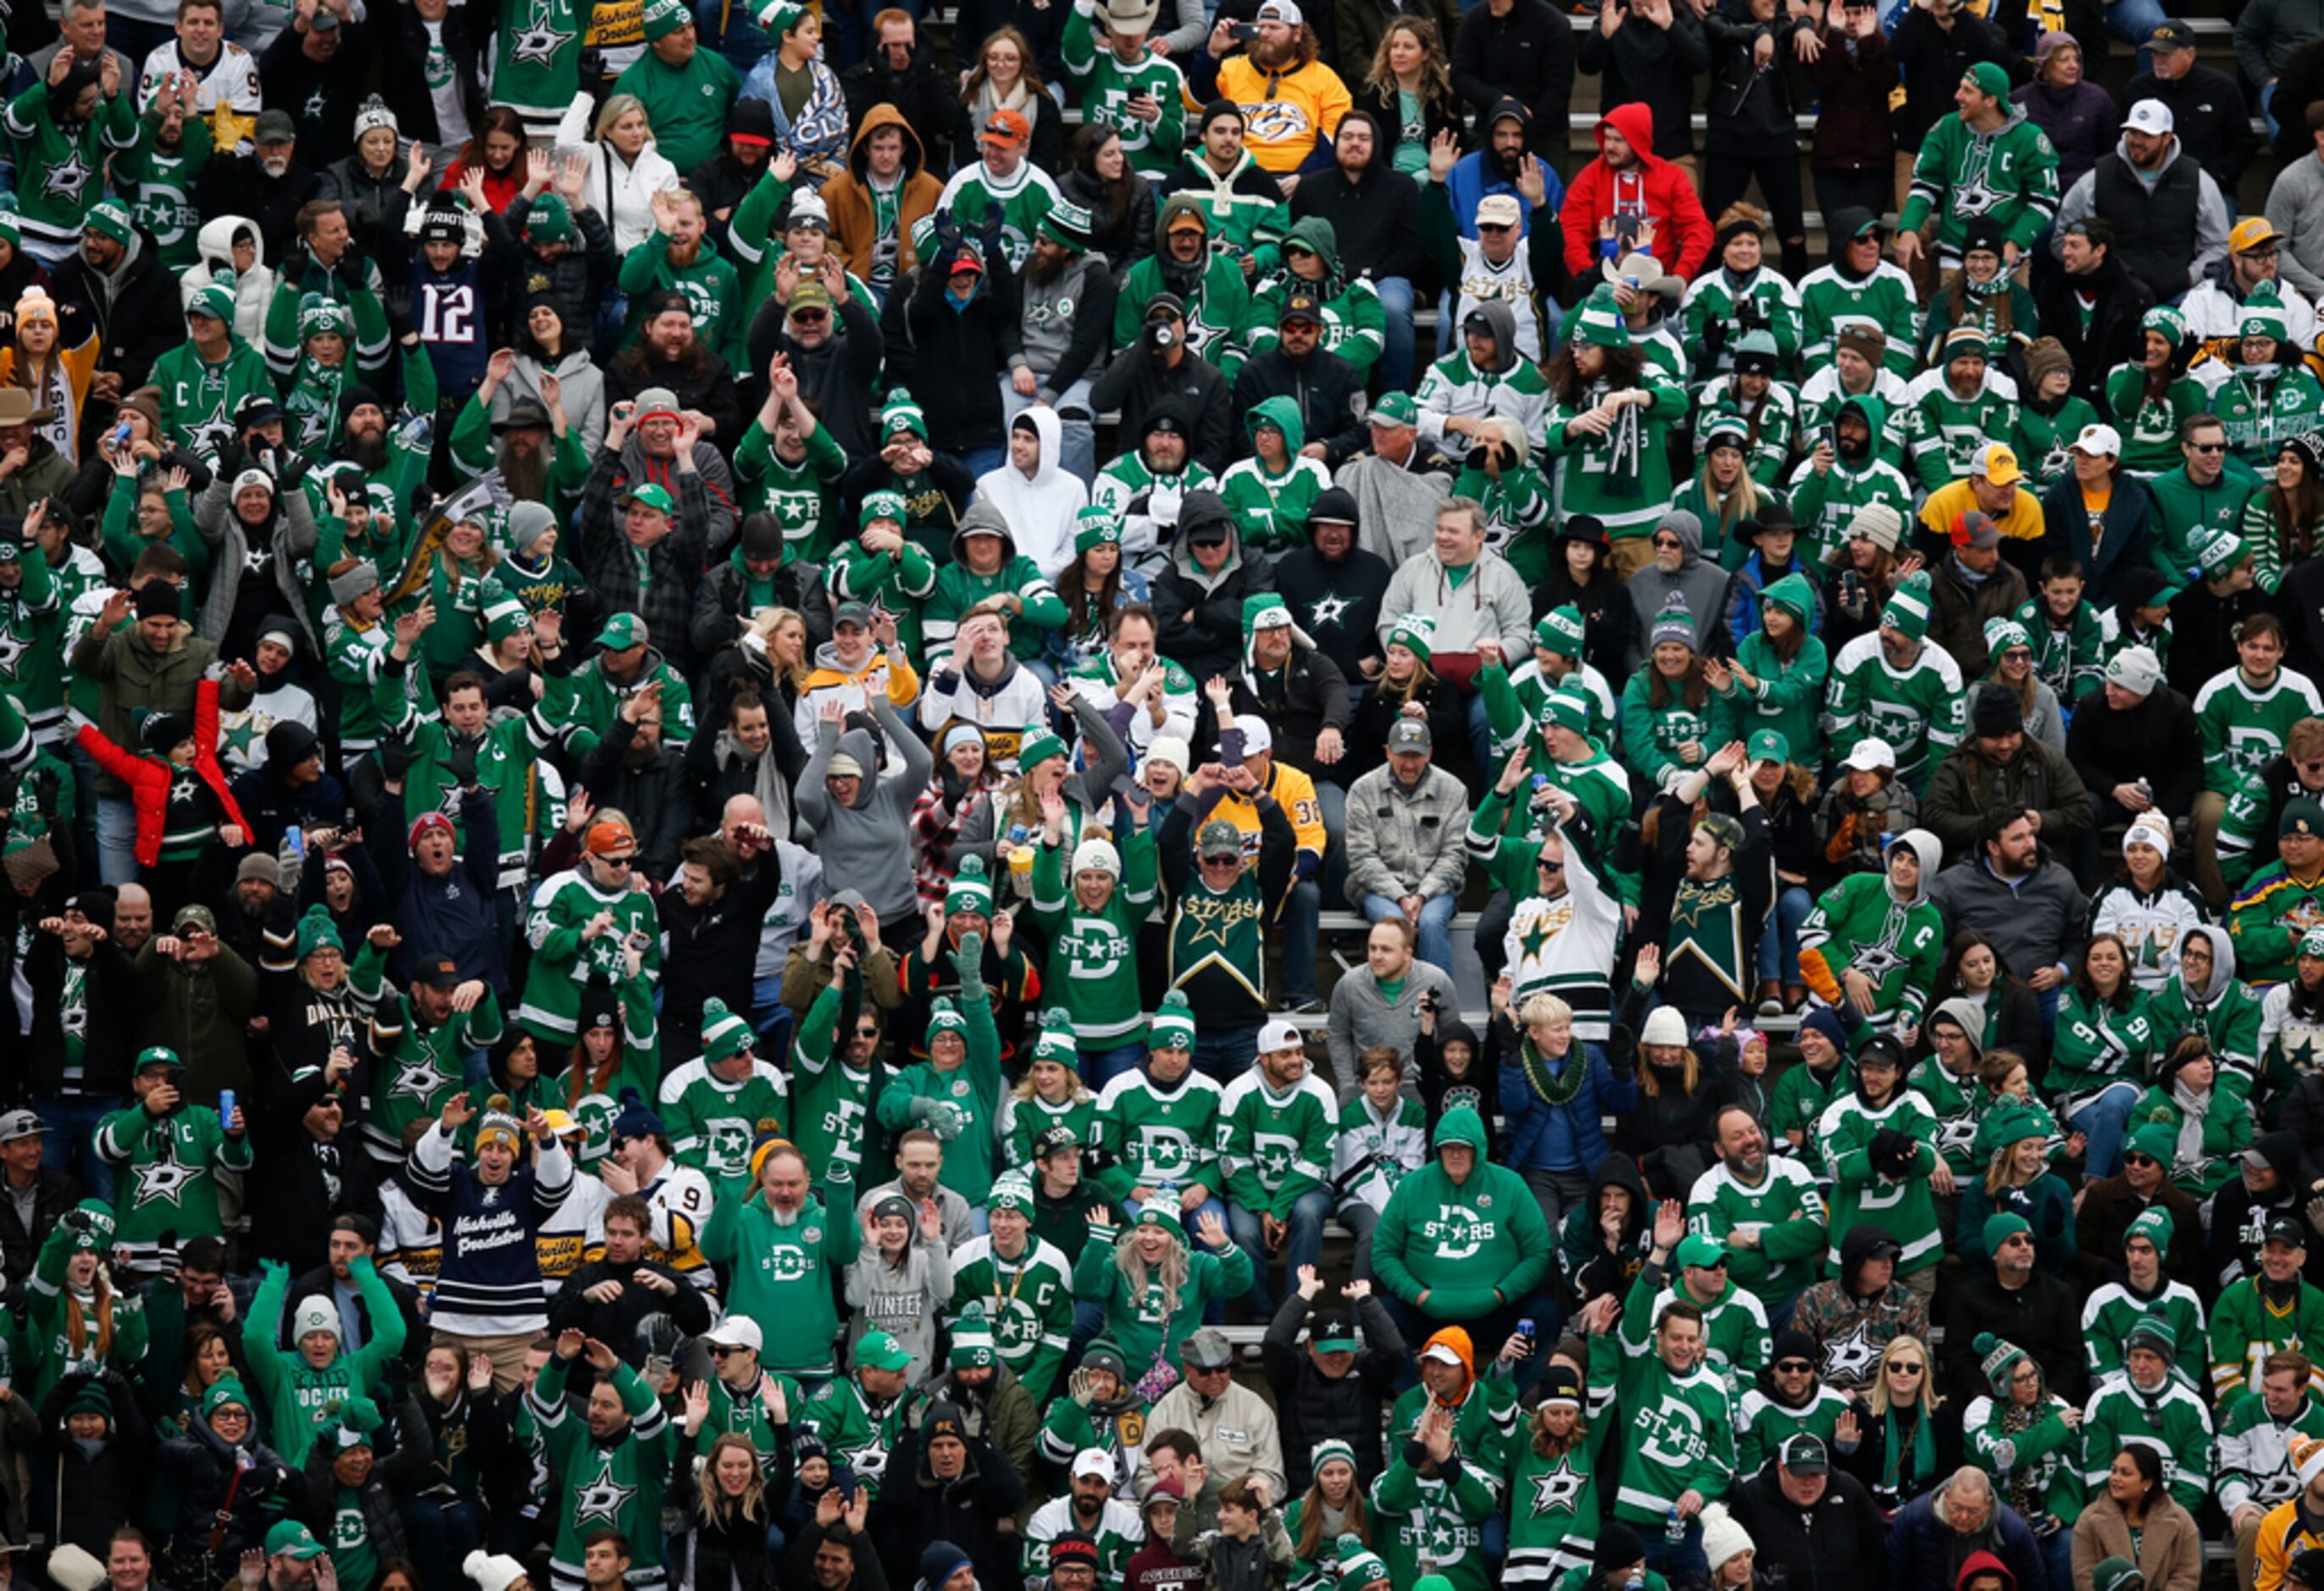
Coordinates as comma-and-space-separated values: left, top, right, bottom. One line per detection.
1972, 684, 2021, 738
1772, 1328, 1818, 1366
1596, 1523, 1646, 1573
133, 580, 179, 622
338, 384, 386, 425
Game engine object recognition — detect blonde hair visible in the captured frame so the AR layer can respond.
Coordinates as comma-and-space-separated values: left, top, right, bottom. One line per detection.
594, 93, 649, 145
1866, 1334, 1942, 1417
695, 1433, 768, 1526
1116, 1225, 1187, 1321
1009, 1062, 1095, 1105
753, 606, 812, 692
1519, 993, 1573, 1028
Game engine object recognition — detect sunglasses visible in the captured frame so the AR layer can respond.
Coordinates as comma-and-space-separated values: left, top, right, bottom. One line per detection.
1537, 858, 1564, 873
709, 1344, 745, 1357
1774, 1360, 1815, 1373
2191, 441, 2227, 454
1888, 1361, 1925, 1376
2122, 1152, 2158, 1167
856, 1026, 882, 1039
790, 309, 829, 324
1478, 221, 1514, 234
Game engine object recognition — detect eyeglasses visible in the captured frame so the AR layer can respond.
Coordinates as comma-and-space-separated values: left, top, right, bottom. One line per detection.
2122, 1152, 2158, 1167
1774, 1360, 1815, 1373
1888, 1361, 1925, 1376
2190, 441, 2227, 454
790, 309, 829, 323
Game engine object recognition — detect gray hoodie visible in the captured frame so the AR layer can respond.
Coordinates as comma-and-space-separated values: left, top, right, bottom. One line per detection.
796, 693, 935, 925
1622, 509, 1734, 660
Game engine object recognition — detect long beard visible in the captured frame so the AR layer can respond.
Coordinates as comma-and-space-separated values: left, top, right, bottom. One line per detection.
499, 443, 548, 502
1027, 252, 1067, 288
348, 431, 388, 472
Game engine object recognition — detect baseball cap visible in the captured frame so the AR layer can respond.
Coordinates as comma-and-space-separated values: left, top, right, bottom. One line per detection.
707, 1315, 763, 1351
1310, 1311, 1360, 1352
980, 108, 1030, 149
1197, 818, 1243, 859
1220, 716, 1273, 755
1070, 1449, 1114, 1481
1952, 511, 2001, 551
1675, 1233, 1728, 1270
265, 1523, 326, 1561
833, 600, 876, 629
1387, 718, 1432, 753
2232, 217, 2282, 254
252, 109, 296, 143
1475, 193, 1523, 230
0, 1110, 47, 1144
2125, 98, 2173, 135
2147, 17, 2196, 47
2266, 1217, 2310, 1247
2072, 423, 2123, 457
1278, 290, 1323, 328
1372, 391, 1417, 428
1972, 443, 2022, 486
410, 952, 461, 990
1841, 738, 1898, 772
1779, 1433, 1829, 1473
619, 482, 674, 517
597, 612, 647, 650
1256, 1017, 1303, 1053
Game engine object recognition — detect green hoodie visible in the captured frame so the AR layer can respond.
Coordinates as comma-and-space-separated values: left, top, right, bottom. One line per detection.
923, 501, 1068, 659
1369, 1107, 1552, 1320
1717, 572, 1829, 764
1113, 194, 1255, 375
1786, 394, 1916, 565
1240, 217, 1386, 374
617, 228, 747, 370
1217, 395, 1332, 553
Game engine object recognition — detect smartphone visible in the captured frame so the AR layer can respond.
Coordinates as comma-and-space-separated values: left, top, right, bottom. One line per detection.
1229, 19, 1260, 39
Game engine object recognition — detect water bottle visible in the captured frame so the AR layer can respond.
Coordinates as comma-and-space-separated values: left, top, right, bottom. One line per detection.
1666, 1505, 1686, 1547
2135, 777, 2153, 811
399, 412, 432, 452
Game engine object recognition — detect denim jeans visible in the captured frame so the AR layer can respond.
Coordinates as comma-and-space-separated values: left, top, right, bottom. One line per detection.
36, 1096, 116, 1203
1464, 696, 1496, 781
961, 446, 1004, 478
1000, 376, 1098, 486
1373, 275, 1417, 393
96, 795, 139, 886
2102, 0, 2167, 71
1316, 778, 1349, 920
402, 1495, 489, 1591
1228, 1188, 1332, 1313
1191, 1023, 1261, 1084
1755, 885, 1815, 984
1362, 892, 1457, 976
2068, 1081, 2142, 1178
1282, 879, 1322, 1002
1084, 1041, 1148, 1087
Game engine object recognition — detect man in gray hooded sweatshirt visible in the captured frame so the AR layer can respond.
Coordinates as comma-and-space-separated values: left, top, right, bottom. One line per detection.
1623, 508, 1734, 658
797, 692, 934, 947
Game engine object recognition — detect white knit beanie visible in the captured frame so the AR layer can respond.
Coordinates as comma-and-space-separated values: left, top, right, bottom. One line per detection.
1699, 1503, 1754, 1574
465, 1552, 528, 1591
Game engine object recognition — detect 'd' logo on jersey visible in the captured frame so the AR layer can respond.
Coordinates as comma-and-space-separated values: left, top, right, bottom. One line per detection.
1134, 1125, 1198, 1178
1421, 1202, 1495, 1261
1252, 1131, 1299, 1184
704, 1118, 752, 1172
131, 1147, 200, 1209
572, 1457, 638, 1523
1530, 1463, 1586, 1516
1636, 1398, 1711, 1469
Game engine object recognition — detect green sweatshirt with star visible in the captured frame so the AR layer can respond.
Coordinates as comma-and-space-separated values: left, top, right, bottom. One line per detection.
518, 868, 663, 1042
733, 418, 848, 559
1894, 104, 2061, 258
2146, 459, 2259, 583
1070, 1212, 1254, 1378
1797, 873, 1945, 1034
0, 78, 136, 255
657, 1057, 790, 1181
1029, 828, 1157, 1048
0, 543, 64, 737
1369, 1441, 1501, 1591
1092, 1066, 1225, 1202
1683, 1156, 1830, 1300
1824, 631, 1967, 793
2047, 987, 2155, 1104
151, 332, 275, 463
93, 1098, 251, 1261
2196, 666, 2324, 794
2081, 1372, 2213, 1512
699, 1162, 862, 1378
356, 955, 506, 1160
1904, 376, 2020, 491
1218, 1069, 1338, 1220
617, 229, 746, 369
2105, 364, 2210, 477
492, 0, 585, 122
1799, 260, 1922, 377
528, 1353, 672, 1583
116, 108, 212, 269
789, 979, 879, 1195
243, 1256, 408, 1464
1817, 1089, 1943, 1276
612, 46, 739, 174
946, 1234, 1075, 1401
1061, 0, 1186, 176
2210, 1277, 2324, 1401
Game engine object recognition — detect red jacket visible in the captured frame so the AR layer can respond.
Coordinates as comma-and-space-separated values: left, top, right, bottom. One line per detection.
75, 678, 249, 868
1559, 102, 1715, 283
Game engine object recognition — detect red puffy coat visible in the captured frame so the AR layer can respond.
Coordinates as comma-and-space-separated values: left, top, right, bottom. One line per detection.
75, 677, 248, 868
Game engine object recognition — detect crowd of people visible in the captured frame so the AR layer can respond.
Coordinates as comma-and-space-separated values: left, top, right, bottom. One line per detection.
17, 0, 2324, 1589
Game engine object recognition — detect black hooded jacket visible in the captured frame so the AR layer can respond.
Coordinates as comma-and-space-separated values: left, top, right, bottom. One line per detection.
1415, 1012, 1496, 1139
1262, 1290, 1408, 1493
1272, 491, 1394, 685
1731, 1463, 1887, 1591
1556, 1151, 1651, 1309
2210, 1128, 2321, 1290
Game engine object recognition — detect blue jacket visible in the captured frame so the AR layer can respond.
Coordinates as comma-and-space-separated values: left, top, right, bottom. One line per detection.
367, 782, 507, 997
1884, 1488, 2049, 1591
1445, 150, 1564, 241
1500, 1038, 1637, 1173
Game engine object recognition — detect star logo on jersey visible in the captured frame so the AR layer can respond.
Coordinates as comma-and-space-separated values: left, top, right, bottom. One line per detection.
0, 629, 26, 675
388, 1057, 444, 1105
169, 775, 199, 807
217, 714, 264, 762
42, 148, 92, 204
1515, 914, 1556, 962
571, 1457, 638, 1524
1822, 1321, 1882, 1383
131, 1149, 200, 1209
1934, 1114, 1979, 1158
1306, 594, 1351, 631
709, 1122, 752, 1167
1529, 1465, 1585, 1516
1426, 1520, 1461, 1561
511, 0, 576, 66
302, 87, 329, 120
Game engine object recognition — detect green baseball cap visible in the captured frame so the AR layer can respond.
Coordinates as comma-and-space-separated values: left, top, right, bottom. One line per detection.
264, 1522, 326, 1561
1370, 391, 1417, 428
618, 482, 674, 517
1747, 729, 1790, 765
854, 1329, 912, 1372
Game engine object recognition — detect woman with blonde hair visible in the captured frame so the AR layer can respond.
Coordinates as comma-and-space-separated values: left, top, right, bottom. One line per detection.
561, 94, 680, 252
1341, 612, 1462, 781
670, 1400, 787, 1591
1676, 408, 1771, 573
746, 605, 813, 707
1954, 1098, 2076, 1271
1351, 15, 1463, 176
0, 286, 96, 463
1504, 1362, 1606, 1581
1000, 1018, 1097, 1167
955, 26, 1064, 174
1699, 1503, 1756, 1591
1499, 975, 1640, 1232
1843, 1336, 1956, 1511
1073, 1196, 1252, 1388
